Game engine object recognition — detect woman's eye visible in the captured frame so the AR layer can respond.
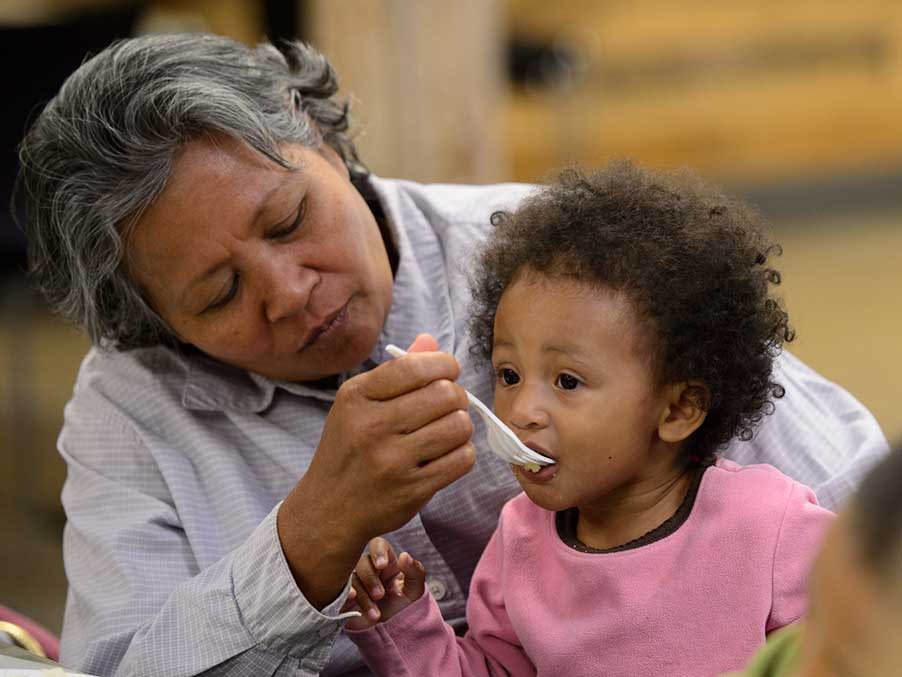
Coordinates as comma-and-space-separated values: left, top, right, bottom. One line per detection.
270, 199, 306, 239
499, 368, 520, 386
203, 275, 239, 313
556, 373, 580, 390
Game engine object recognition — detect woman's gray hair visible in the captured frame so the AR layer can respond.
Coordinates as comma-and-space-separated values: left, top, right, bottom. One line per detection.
16, 33, 364, 350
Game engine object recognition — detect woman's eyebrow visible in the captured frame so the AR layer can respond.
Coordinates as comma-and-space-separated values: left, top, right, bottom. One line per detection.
179, 177, 292, 309
248, 179, 287, 228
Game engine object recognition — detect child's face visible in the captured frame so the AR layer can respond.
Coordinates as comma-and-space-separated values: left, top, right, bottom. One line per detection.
491, 271, 676, 512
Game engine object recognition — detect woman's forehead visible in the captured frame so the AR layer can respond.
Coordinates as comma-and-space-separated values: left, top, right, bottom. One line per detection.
131, 139, 296, 249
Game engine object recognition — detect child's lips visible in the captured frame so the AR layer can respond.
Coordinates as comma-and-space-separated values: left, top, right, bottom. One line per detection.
524, 440, 556, 462
515, 440, 558, 482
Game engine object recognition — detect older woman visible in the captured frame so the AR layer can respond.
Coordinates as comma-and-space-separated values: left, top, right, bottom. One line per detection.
17, 34, 887, 676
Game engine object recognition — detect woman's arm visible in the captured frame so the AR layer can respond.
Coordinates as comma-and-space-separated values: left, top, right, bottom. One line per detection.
60, 408, 352, 676
60, 336, 476, 676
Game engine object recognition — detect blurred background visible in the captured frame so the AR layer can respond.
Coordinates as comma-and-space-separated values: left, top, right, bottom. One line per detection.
0, 0, 899, 641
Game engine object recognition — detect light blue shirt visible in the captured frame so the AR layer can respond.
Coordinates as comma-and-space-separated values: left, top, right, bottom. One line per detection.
57, 177, 888, 676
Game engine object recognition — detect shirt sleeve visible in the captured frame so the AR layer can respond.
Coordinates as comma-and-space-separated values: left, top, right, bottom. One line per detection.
767, 481, 836, 632
722, 350, 889, 511
346, 516, 535, 677
58, 406, 355, 676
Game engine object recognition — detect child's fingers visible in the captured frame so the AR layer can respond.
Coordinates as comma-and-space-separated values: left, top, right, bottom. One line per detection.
358, 537, 401, 600
376, 559, 403, 584
351, 573, 382, 623
367, 536, 397, 570
397, 551, 427, 601
355, 555, 387, 601
390, 572, 405, 596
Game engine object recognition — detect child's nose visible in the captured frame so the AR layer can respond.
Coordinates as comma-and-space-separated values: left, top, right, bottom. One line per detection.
507, 384, 551, 430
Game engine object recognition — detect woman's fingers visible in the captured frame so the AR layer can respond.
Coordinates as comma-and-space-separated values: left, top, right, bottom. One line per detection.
356, 350, 461, 402
406, 333, 439, 353
385, 378, 469, 435
415, 442, 478, 493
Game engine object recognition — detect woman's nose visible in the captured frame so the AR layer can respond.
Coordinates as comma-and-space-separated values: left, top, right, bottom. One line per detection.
261, 255, 319, 324
507, 384, 550, 430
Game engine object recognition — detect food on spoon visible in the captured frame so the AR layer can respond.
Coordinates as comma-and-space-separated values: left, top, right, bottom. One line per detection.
522, 462, 541, 473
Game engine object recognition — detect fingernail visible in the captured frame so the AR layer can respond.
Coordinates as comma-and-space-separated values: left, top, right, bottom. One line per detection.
368, 608, 380, 621
372, 585, 384, 599
375, 555, 387, 568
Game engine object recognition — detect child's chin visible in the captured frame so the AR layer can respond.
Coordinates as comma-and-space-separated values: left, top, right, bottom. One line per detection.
519, 484, 569, 512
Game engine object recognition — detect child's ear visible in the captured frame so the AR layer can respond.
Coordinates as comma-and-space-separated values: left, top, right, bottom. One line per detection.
657, 381, 709, 443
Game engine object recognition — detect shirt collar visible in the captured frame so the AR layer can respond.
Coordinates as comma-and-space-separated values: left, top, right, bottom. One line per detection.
180, 350, 347, 413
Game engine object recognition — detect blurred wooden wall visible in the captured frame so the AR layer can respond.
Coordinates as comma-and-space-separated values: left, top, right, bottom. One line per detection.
506, 0, 902, 184
306, 0, 508, 183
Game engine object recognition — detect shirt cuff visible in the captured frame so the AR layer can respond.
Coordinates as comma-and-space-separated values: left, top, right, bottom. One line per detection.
232, 502, 358, 665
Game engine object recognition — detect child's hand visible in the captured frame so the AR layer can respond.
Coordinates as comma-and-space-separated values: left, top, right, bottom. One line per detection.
341, 537, 427, 630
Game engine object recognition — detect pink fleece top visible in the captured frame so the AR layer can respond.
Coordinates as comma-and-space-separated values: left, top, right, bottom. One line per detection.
348, 460, 834, 676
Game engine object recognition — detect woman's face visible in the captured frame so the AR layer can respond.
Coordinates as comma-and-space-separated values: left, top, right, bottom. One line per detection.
128, 136, 393, 382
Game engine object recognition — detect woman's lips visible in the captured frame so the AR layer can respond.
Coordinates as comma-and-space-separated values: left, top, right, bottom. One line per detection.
299, 299, 350, 351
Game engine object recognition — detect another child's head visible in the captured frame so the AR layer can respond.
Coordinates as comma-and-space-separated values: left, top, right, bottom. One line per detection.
469, 160, 793, 509
798, 443, 902, 676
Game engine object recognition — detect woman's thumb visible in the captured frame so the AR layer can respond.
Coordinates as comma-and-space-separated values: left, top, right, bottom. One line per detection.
406, 333, 439, 353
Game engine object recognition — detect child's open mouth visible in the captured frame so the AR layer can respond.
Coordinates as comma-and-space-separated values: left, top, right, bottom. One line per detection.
515, 461, 558, 482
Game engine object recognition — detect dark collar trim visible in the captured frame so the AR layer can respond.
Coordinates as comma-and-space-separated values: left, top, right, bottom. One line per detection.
556, 461, 711, 554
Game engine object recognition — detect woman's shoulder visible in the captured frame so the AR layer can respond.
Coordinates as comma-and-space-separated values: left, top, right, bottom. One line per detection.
66, 344, 196, 432
370, 176, 538, 230
74, 344, 188, 399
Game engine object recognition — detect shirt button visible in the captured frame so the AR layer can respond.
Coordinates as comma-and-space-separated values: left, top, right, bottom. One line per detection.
427, 578, 448, 601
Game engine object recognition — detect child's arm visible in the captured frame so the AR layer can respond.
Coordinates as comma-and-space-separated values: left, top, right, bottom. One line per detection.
768, 481, 836, 632
345, 520, 535, 676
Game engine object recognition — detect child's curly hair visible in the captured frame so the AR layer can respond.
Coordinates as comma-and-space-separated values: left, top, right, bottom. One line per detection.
469, 160, 794, 461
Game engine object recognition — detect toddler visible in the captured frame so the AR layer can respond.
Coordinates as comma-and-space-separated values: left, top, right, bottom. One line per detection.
343, 161, 835, 676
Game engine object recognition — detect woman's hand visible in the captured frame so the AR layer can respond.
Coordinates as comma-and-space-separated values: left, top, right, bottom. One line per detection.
277, 334, 475, 609
341, 537, 427, 631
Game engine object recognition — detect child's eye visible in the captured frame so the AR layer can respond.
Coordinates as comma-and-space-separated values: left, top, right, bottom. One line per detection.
556, 373, 580, 390
498, 368, 520, 386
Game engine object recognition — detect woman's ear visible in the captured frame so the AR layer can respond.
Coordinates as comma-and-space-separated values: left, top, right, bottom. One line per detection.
657, 381, 709, 443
